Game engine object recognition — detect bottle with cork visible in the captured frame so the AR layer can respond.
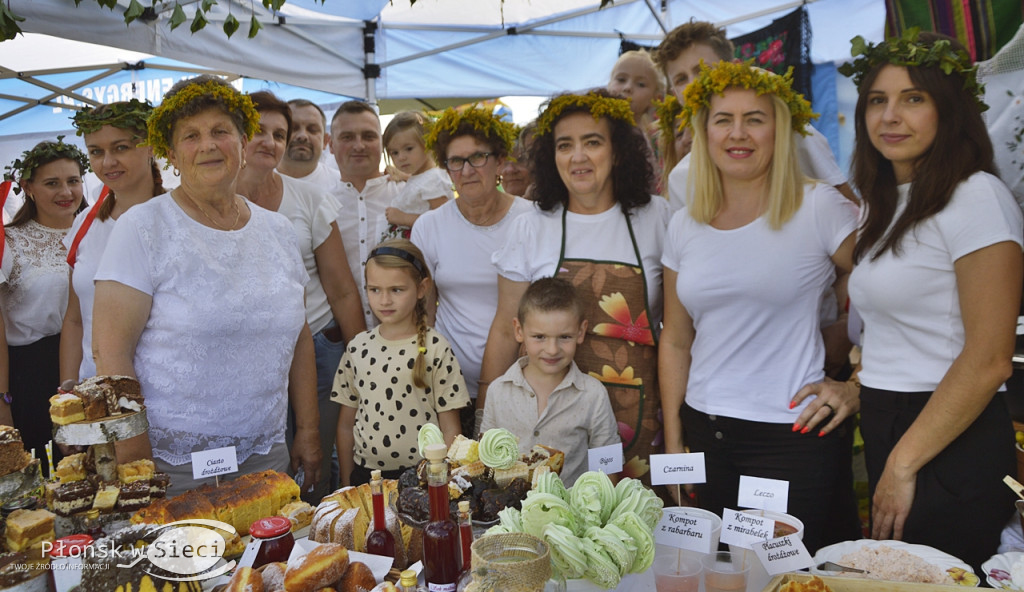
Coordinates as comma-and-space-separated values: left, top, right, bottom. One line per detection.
422, 442, 460, 591
366, 469, 396, 558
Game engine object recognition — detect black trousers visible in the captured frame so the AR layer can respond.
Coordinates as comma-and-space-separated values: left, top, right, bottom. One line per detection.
682, 403, 861, 554
9, 333, 62, 477
860, 386, 1014, 572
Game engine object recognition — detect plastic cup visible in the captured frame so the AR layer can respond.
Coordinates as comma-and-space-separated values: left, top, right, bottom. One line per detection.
653, 554, 703, 592
702, 551, 750, 592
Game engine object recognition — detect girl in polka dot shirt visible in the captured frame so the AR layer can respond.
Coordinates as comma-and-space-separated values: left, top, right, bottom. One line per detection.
332, 238, 470, 486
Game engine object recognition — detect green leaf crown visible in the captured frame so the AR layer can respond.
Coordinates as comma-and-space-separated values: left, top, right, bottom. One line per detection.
837, 28, 986, 111
71, 98, 153, 137
4, 136, 90, 194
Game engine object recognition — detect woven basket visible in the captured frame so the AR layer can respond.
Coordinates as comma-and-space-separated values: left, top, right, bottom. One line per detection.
465, 533, 551, 592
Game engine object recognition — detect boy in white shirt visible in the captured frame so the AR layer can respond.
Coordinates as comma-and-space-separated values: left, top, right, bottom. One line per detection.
480, 278, 620, 486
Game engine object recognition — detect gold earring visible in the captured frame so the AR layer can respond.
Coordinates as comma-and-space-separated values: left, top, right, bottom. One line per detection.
173, 167, 180, 177
241, 158, 247, 170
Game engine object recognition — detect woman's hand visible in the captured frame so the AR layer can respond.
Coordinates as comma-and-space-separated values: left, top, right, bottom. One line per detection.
290, 425, 322, 492
870, 461, 917, 540
790, 377, 859, 436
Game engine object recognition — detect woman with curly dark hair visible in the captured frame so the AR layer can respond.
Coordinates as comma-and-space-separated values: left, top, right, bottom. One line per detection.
480, 90, 670, 491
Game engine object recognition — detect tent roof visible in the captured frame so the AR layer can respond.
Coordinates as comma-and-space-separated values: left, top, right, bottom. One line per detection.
4, 0, 884, 101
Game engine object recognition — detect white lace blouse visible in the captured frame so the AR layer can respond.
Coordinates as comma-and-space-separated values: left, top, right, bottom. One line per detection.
94, 193, 309, 465
0, 220, 71, 346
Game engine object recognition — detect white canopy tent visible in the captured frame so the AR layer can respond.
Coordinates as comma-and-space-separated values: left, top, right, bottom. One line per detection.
3, 0, 883, 103
0, 0, 884, 209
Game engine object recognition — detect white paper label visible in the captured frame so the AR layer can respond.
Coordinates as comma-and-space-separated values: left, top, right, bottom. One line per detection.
587, 442, 623, 474
719, 509, 774, 549
649, 452, 706, 485
237, 537, 261, 568
751, 534, 814, 574
191, 446, 239, 480
654, 509, 715, 554
737, 475, 788, 512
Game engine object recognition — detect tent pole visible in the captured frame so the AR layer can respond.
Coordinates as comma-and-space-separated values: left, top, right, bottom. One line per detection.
644, 0, 669, 34
364, 20, 379, 106
715, 0, 817, 28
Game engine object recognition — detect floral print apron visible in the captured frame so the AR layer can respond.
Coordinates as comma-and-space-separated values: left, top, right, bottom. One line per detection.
555, 208, 662, 488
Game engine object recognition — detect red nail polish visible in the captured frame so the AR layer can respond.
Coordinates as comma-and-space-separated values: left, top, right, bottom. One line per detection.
801, 426, 810, 434
788, 401, 796, 409
818, 430, 826, 437
792, 423, 800, 432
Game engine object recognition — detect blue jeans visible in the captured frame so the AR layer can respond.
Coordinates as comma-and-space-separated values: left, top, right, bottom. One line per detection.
288, 324, 345, 503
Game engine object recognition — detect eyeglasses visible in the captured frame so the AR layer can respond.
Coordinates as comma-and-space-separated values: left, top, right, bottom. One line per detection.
445, 151, 493, 171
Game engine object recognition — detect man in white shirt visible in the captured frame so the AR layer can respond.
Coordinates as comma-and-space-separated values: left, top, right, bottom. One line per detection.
280, 99, 338, 188
329, 101, 399, 329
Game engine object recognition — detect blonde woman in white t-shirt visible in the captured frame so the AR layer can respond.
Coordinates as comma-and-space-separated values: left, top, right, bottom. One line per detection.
659, 62, 860, 553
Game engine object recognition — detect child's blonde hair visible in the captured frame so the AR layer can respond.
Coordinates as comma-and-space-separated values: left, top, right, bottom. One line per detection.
366, 238, 431, 388
611, 50, 666, 96
382, 111, 431, 168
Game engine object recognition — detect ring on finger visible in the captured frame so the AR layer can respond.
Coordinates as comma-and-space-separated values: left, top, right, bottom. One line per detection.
822, 402, 836, 415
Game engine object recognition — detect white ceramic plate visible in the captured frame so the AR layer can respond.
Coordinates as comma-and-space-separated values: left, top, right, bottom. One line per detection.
983, 551, 1024, 589
812, 539, 979, 586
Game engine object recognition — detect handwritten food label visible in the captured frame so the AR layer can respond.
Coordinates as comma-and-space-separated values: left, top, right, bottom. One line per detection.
750, 534, 813, 574
191, 446, 239, 480
737, 475, 788, 512
719, 508, 774, 549
654, 508, 715, 554
649, 452, 706, 485
588, 443, 623, 474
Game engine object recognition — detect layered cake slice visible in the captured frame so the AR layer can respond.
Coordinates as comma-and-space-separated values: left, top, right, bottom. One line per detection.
4, 509, 55, 552
149, 473, 170, 499
52, 480, 97, 517
116, 481, 151, 512
73, 378, 111, 421
0, 426, 31, 477
49, 393, 85, 425
93, 482, 120, 512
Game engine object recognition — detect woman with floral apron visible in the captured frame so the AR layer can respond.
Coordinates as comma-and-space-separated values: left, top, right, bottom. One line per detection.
481, 90, 670, 492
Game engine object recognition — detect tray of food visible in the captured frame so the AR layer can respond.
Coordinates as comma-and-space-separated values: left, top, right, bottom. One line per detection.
812, 539, 978, 586
396, 428, 565, 527
768, 573, 980, 592
50, 376, 147, 445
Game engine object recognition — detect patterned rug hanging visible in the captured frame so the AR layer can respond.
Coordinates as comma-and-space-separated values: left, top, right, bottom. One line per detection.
730, 6, 814, 104
886, 0, 1024, 62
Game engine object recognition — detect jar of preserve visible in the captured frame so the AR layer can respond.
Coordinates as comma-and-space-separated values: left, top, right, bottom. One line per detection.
49, 533, 94, 591
248, 516, 295, 569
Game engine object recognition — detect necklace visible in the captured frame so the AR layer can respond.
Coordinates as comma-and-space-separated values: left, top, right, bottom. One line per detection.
459, 194, 510, 227
179, 188, 241, 231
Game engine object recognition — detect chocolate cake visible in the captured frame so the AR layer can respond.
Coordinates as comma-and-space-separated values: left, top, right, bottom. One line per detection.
116, 481, 151, 511
73, 378, 111, 420
149, 473, 170, 499
52, 480, 96, 517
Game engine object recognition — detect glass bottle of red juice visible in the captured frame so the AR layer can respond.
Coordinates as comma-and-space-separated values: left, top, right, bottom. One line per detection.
422, 443, 460, 591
